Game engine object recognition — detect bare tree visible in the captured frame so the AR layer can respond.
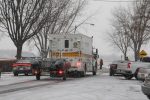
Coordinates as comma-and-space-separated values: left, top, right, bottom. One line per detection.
108, 25, 131, 60
108, 7, 131, 60
126, 0, 150, 61
28, 0, 86, 58
0, 0, 52, 59
110, 0, 150, 61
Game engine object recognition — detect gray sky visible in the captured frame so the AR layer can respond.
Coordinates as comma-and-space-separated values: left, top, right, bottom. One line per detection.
0, 0, 149, 61
77, 0, 130, 60
78, 0, 150, 61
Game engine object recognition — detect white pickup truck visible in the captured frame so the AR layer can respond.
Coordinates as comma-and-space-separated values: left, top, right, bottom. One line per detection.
123, 57, 150, 80
109, 60, 131, 76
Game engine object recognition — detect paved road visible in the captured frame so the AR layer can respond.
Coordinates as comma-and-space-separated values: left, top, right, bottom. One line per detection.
0, 71, 149, 100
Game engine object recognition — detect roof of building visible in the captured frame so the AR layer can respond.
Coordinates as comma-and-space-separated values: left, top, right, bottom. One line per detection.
0, 49, 36, 59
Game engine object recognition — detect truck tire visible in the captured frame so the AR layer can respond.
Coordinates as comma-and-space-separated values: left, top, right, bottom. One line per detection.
134, 74, 138, 80
93, 71, 96, 75
81, 65, 86, 77
109, 69, 114, 76
63, 76, 66, 80
62, 70, 67, 80
25, 73, 28, 76
147, 95, 150, 99
63, 73, 67, 80
14, 72, 18, 76
124, 74, 133, 80
93, 62, 97, 75
134, 68, 140, 80
36, 74, 40, 80
80, 71, 85, 77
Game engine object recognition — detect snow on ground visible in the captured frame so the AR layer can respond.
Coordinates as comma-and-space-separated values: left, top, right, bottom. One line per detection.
0, 73, 49, 86
0, 70, 148, 100
0, 73, 35, 86
102, 60, 112, 69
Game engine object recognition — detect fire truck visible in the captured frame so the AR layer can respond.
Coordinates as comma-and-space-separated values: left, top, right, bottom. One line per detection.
48, 34, 99, 77
33, 34, 99, 80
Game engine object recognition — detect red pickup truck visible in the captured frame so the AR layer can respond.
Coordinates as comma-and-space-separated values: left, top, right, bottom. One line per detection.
12, 59, 40, 76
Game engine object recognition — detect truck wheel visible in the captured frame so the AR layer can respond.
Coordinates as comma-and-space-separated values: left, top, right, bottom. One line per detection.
83, 65, 87, 77
93, 71, 96, 75
63, 76, 66, 80
147, 95, 150, 99
124, 74, 133, 80
63, 74, 66, 80
109, 69, 114, 76
25, 73, 28, 76
36, 74, 40, 80
134, 68, 140, 80
80, 65, 86, 77
77, 72, 82, 77
93, 62, 97, 75
62, 70, 67, 80
80, 71, 85, 77
134, 74, 138, 80
14, 72, 18, 76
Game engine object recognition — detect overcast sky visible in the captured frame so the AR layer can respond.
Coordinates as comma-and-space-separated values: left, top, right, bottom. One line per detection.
0, 0, 149, 61
77, 0, 150, 61
78, 0, 130, 60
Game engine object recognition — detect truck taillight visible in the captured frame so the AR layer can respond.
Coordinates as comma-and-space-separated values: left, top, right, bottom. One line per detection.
34, 70, 38, 74
76, 62, 81, 67
128, 62, 131, 69
12, 63, 31, 67
58, 70, 63, 74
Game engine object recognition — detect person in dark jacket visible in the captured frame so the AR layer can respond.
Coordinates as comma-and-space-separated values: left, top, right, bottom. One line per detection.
0, 66, 1, 78
100, 59, 103, 69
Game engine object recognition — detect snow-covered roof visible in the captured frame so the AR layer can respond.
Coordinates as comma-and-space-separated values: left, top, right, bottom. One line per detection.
0, 50, 36, 59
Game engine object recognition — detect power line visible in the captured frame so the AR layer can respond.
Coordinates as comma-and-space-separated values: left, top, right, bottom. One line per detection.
94, 0, 140, 2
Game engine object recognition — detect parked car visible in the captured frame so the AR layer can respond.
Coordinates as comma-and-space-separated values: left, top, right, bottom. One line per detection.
123, 57, 150, 80
142, 74, 150, 99
109, 60, 131, 76
137, 67, 150, 81
12, 59, 40, 76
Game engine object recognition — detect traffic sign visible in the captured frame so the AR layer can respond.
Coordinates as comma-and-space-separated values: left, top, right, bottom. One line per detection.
139, 50, 147, 58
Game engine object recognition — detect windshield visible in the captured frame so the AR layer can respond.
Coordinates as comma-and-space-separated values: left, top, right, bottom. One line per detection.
141, 57, 150, 62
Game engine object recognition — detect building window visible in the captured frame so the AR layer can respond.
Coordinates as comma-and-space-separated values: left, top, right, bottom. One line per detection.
65, 40, 69, 48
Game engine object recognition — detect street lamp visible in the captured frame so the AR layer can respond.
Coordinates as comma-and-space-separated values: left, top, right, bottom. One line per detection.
74, 22, 95, 34
84, 23, 95, 26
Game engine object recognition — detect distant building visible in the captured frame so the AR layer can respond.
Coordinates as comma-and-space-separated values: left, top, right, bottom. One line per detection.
0, 50, 36, 72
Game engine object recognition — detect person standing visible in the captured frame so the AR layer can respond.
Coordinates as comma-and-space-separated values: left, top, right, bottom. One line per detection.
0, 66, 1, 78
100, 59, 103, 69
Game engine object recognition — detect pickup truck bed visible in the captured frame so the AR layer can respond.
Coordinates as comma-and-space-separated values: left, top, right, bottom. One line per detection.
109, 60, 131, 76
123, 57, 150, 80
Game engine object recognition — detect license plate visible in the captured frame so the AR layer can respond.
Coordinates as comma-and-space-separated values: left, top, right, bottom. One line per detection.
20, 68, 23, 70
